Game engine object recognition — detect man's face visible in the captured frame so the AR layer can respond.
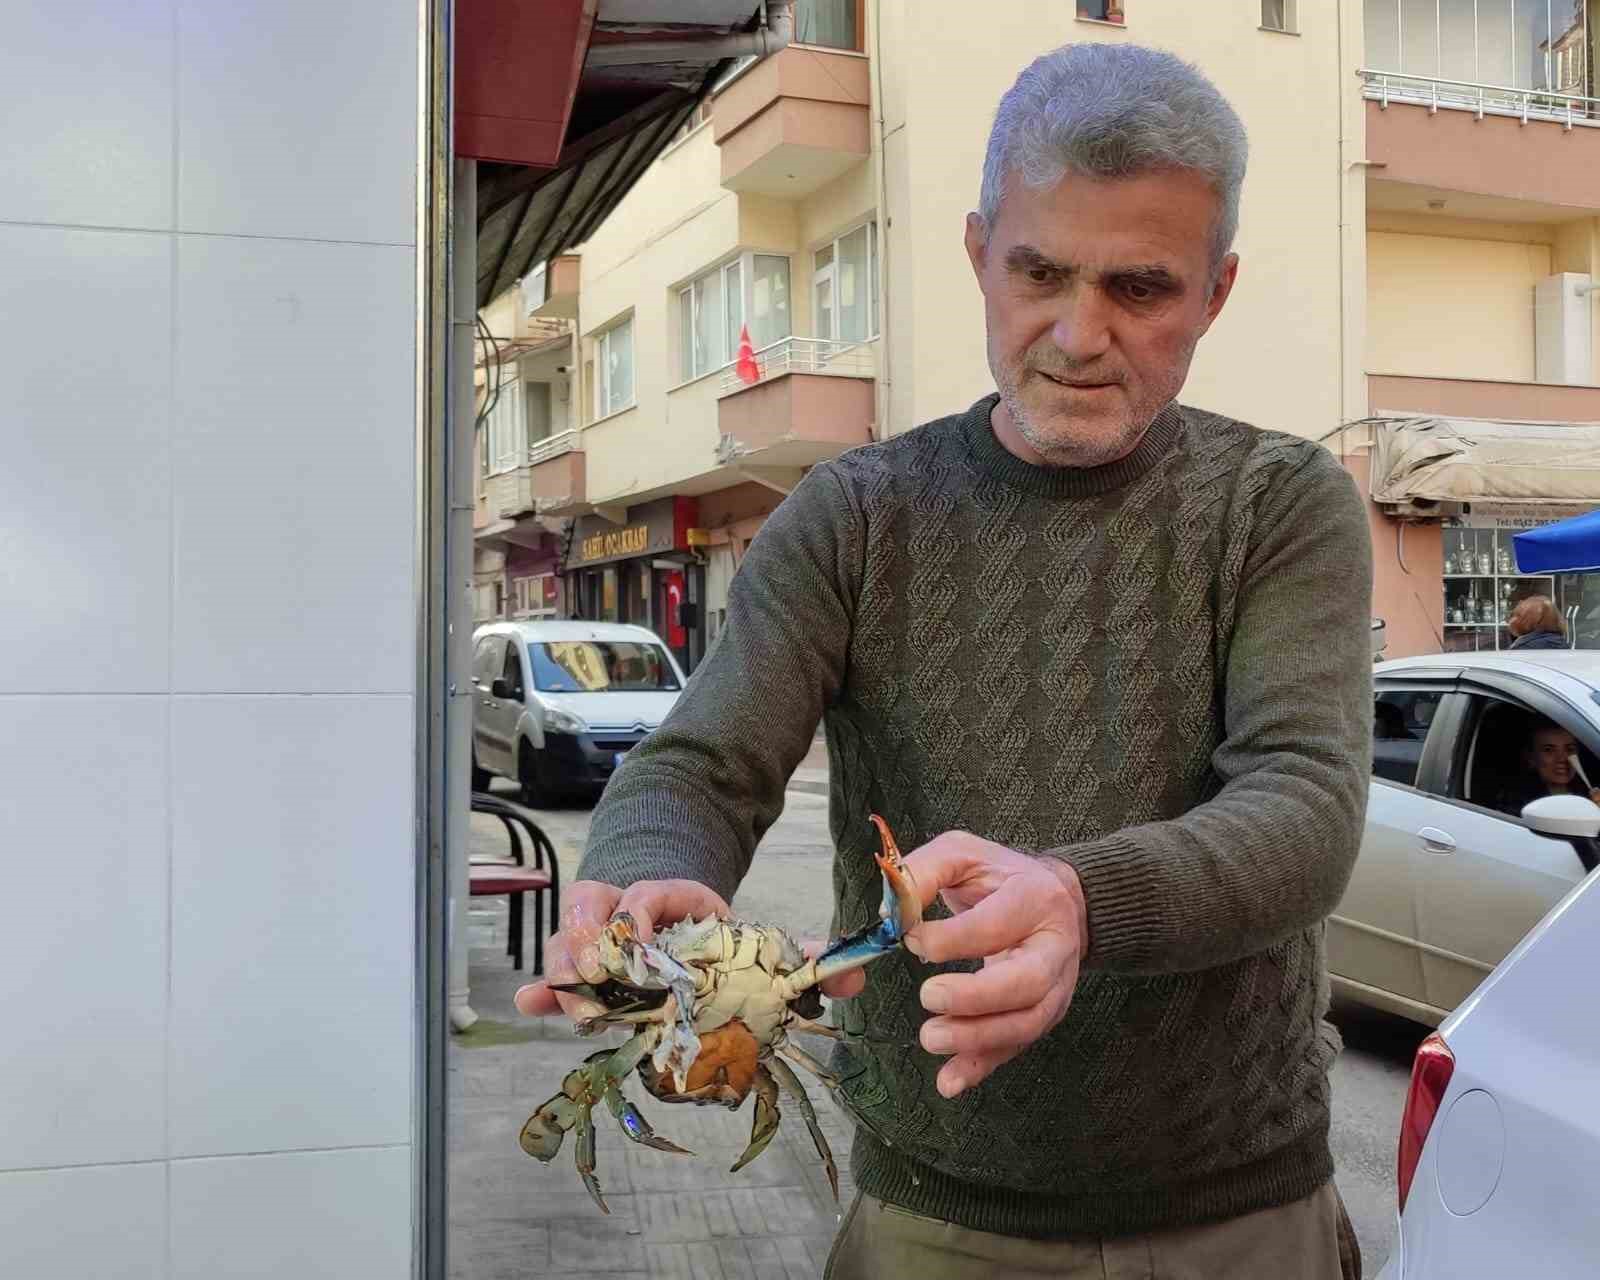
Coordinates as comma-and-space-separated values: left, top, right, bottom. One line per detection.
1528, 727, 1578, 790
965, 169, 1238, 468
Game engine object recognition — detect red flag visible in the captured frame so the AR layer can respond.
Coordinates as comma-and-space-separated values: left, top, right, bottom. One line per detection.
736, 323, 760, 385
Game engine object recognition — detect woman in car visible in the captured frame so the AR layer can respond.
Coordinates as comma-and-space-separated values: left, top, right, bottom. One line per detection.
1496, 719, 1600, 817
1506, 595, 1569, 651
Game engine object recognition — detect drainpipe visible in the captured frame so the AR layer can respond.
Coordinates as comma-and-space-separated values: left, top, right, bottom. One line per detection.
584, 0, 793, 68
448, 157, 478, 1034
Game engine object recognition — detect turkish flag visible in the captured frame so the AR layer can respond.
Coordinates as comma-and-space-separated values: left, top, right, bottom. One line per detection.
665, 571, 687, 647
735, 323, 760, 385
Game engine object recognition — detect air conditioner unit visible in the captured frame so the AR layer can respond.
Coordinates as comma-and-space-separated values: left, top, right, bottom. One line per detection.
1534, 273, 1594, 386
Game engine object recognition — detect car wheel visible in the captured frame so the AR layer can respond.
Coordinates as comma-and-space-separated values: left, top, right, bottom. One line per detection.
470, 752, 491, 793
519, 742, 555, 808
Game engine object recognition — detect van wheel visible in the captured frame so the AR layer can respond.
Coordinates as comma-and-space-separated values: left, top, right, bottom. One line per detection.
470, 753, 491, 793
519, 743, 555, 808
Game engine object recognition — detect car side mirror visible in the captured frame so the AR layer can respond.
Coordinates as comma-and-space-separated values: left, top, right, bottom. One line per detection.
491, 677, 511, 700
1521, 793, 1600, 840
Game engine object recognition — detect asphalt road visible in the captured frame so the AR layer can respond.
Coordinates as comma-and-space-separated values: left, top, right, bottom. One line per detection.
475, 780, 1425, 1272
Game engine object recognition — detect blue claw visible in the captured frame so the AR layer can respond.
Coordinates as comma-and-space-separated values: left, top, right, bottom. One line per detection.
811, 815, 923, 986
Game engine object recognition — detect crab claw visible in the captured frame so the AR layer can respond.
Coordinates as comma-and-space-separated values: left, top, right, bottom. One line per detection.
869, 813, 922, 939
778, 814, 923, 1000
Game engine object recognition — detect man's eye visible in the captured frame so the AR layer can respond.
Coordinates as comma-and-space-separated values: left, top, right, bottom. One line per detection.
1122, 282, 1157, 301
1026, 267, 1052, 284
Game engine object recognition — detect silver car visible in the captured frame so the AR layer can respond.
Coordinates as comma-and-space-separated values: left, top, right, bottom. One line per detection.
1331, 652, 1600, 1025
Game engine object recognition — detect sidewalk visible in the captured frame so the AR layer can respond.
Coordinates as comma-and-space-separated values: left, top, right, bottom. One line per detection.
448, 739, 849, 1279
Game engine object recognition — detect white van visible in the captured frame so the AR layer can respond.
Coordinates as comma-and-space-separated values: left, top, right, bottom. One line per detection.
470, 619, 687, 805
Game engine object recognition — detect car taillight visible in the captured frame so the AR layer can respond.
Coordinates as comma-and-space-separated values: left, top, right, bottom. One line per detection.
1397, 1031, 1456, 1214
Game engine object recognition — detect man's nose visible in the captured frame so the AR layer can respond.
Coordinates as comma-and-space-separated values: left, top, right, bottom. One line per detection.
1049, 283, 1114, 364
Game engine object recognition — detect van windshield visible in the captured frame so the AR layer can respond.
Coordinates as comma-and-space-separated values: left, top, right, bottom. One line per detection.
530, 641, 681, 693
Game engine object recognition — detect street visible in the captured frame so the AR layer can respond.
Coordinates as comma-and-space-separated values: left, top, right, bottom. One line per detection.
463, 775, 1425, 1274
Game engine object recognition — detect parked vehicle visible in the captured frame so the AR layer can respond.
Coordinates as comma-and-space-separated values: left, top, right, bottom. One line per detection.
470, 620, 687, 805
1330, 652, 1600, 1025
1375, 836, 1600, 1278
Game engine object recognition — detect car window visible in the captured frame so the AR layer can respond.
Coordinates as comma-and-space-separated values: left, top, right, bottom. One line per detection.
530, 641, 681, 693
1457, 693, 1600, 819
1372, 689, 1445, 788
472, 637, 503, 685
500, 642, 525, 700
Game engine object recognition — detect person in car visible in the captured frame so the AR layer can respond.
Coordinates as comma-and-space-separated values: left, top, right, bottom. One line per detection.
1496, 720, 1600, 817
1506, 595, 1568, 651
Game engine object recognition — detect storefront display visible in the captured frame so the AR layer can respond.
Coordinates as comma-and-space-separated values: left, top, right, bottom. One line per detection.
1443, 505, 1600, 651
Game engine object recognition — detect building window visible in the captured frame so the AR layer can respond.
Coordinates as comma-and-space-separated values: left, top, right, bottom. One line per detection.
1078, 0, 1125, 24
476, 423, 489, 481
1364, 0, 1591, 104
593, 317, 634, 419
1262, 0, 1296, 33
795, 0, 861, 49
813, 222, 878, 344
483, 372, 521, 475
677, 253, 792, 381
524, 381, 552, 445
512, 573, 557, 619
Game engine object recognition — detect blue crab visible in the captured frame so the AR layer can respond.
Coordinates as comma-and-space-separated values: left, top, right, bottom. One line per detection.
519, 814, 921, 1213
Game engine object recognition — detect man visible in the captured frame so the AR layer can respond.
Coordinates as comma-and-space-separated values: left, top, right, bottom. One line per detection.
518, 42, 1372, 1279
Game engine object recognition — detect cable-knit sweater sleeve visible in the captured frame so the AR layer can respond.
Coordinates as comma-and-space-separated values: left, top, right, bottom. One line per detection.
575, 464, 861, 902
1051, 442, 1374, 974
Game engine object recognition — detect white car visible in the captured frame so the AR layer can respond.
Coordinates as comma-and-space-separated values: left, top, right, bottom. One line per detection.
470, 620, 687, 805
1375, 825, 1600, 1278
1330, 652, 1600, 1025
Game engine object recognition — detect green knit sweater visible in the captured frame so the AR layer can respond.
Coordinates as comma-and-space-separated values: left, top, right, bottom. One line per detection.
579, 394, 1374, 1239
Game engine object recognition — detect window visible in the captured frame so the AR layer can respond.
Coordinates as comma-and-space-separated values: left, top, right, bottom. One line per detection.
531, 641, 682, 693
593, 317, 634, 419
471, 637, 503, 685
476, 424, 489, 481
1261, 0, 1296, 33
677, 254, 791, 381
794, 0, 860, 49
483, 372, 521, 474
512, 573, 556, 619
813, 222, 877, 343
499, 642, 525, 700
524, 382, 552, 445
1372, 688, 1444, 787
1078, 0, 1124, 24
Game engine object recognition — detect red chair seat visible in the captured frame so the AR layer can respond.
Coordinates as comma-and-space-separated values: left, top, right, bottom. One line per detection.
470, 864, 553, 896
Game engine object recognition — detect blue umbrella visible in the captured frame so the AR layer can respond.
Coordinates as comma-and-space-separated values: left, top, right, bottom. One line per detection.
1513, 509, 1600, 574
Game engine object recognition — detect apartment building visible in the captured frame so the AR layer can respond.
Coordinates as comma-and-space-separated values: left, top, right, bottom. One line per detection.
477, 1, 1600, 665
1353, 0, 1600, 657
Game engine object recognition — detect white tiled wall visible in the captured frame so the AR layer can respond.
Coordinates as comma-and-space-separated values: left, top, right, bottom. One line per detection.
0, 3, 418, 1276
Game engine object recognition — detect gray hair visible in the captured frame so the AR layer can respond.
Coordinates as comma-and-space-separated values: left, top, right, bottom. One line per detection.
978, 44, 1249, 268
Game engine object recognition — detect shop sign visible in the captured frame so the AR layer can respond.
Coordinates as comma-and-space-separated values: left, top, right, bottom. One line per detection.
568, 496, 698, 569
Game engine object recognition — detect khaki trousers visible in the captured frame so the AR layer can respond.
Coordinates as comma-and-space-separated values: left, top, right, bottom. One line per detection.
824, 1182, 1361, 1280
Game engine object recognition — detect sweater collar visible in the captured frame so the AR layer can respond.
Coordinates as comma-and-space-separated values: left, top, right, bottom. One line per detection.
960, 393, 1185, 498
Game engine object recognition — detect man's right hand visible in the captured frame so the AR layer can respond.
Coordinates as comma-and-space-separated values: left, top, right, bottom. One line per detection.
513, 878, 732, 1021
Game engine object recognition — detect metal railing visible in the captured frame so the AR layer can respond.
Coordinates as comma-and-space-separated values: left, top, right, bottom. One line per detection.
525, 428, 581, 467
1359, 68, 1600, 129
718, 335, 875, 395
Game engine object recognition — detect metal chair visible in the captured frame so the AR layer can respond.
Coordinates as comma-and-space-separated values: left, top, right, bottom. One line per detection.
468, 791, 561, 974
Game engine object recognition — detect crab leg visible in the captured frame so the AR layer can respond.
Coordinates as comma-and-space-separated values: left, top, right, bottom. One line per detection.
777, 1038, 839, 1088
519, 1031, 658, 1214
768, 1055, 839, 1202
777, 814, 923, 1001
729, 1065, 782, 1175
601, 1079, 692, 1156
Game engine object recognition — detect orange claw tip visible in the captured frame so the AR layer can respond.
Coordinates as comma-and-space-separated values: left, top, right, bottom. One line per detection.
868, 813, 902, 861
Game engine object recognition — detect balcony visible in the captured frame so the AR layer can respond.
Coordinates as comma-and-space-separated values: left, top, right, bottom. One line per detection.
482, 430, 586, 523
716, 337, 874, 476
711, 45, 870, 198
522, 255, 580, 321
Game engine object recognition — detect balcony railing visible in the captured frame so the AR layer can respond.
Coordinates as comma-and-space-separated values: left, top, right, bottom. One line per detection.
525, 428, 581, 467
718, 336, 874, 396
1360, 68, 1600, 129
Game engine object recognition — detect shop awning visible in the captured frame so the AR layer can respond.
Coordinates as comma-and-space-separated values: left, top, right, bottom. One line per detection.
1369, 416, 1600, 516
1514, 509, 1600, 574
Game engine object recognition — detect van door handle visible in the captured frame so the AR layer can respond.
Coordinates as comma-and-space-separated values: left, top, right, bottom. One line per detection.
1418, 827, 1457, 854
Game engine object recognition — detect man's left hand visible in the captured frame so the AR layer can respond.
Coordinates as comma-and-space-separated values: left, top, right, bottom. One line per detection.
900, 833, 1088, 1099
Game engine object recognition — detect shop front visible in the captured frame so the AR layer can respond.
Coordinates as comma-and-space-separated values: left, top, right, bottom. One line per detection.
564, 495, 704, 670
1365, 416, 1600, 656
504, 539, 562, 620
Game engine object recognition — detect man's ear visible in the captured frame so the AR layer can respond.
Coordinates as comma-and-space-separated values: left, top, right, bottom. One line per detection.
964, 212, 989, 283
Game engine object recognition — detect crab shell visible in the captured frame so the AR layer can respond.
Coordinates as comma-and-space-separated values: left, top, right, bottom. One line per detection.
593, 915, 814, 1102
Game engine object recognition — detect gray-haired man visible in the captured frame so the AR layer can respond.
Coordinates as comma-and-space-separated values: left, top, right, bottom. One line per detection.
520, 42, 1372, 1279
